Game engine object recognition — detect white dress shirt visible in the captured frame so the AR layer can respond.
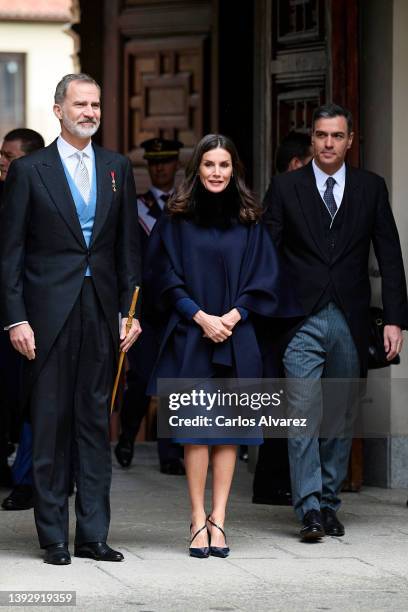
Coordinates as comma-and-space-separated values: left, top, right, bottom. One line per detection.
57, 135, 94, 185
312, 159, 346, 210
5, 136, 95, 331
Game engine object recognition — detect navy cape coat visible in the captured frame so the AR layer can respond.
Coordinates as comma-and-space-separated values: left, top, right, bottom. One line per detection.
145, 214, 302, 392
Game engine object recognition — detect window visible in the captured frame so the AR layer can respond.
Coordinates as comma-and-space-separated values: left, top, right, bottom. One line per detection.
0, 53, 25, 137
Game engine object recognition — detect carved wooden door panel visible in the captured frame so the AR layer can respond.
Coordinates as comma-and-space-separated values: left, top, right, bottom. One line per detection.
101, 0, 212, 193
124, 36, 205, 190
271, 0, 326, 171
269, 0, 359, 173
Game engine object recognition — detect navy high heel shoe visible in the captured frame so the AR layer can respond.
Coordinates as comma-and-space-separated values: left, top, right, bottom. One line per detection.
207, 516, 230, 558
189, 523, 210, 558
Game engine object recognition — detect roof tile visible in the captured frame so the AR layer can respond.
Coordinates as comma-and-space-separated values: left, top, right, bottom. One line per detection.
0, 0, 72, 21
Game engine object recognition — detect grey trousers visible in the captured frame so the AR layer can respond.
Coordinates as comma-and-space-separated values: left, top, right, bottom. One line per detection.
283, 302, 360, 520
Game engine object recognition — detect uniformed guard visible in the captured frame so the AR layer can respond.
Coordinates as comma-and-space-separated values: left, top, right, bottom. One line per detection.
137, 138, 183, 244
115, 137, 185, 475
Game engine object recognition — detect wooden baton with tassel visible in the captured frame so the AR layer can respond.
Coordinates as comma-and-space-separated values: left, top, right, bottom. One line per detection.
110, 285, 140, 414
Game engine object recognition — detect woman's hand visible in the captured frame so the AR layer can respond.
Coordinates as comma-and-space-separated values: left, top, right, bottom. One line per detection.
220, 308, 242, 331
193, 311, 232, 343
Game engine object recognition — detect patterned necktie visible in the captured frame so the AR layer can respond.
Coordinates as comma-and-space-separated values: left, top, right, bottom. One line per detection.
74, 151, 90, 205
323, 176, 337, 218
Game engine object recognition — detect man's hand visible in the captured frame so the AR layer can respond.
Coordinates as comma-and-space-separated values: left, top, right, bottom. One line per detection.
220, 308, 242, 331
193, 311, 232, 343
120, 318, 142, 352
384, 324, 403, 361
9, 323, 36, 360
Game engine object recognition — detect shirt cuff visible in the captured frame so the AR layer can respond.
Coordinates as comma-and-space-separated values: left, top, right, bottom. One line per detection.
236, 307, 249, 322
4, 321, 28, 331
175, 298, 201, 320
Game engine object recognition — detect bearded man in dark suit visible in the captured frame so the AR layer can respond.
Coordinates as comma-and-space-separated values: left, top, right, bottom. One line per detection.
0, 74, 141, 564
264, 103, 408, 541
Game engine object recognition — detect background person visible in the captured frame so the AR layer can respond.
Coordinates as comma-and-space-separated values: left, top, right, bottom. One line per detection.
0, 128, 45, 184
275, 131, 313, 173
253, 131, 312, 507
0, 73, 141, 565
0, 129, 45, 494
145, 134, 301, 558
263, 103, 408, 541
115, 137, 185, 475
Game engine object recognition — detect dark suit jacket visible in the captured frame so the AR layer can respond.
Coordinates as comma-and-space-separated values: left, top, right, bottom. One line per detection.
0, 140, 140, 396
263, 161, 408, 373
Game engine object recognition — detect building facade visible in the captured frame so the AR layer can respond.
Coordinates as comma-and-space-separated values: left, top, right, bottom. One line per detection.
0, 0, 76, 143
1, 0, 407, 487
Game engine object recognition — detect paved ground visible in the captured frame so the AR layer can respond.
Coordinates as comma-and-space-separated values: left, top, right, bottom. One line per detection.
1, 443, 408, 612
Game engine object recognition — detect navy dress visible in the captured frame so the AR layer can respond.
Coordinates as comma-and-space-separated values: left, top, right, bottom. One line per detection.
144, 190, 302, 444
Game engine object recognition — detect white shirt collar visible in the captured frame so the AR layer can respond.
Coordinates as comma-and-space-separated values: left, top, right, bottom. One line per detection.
57, 135, 94, 160
150, 185, 175, 201
312, 159, 346, 189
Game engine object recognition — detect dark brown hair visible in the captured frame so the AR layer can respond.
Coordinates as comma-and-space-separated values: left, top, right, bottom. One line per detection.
4, 128, 44, 154
167, 134, 261, 223
275, 131, 311, 173
312, 103, 353, 134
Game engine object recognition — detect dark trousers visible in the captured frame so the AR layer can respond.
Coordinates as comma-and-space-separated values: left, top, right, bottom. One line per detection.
120, 362, 151, 442
0, 332, 22, 472
120, 320, 181, 463
253, 438, 291, 499
12, 422, 33, 486
30, 278, 114, 547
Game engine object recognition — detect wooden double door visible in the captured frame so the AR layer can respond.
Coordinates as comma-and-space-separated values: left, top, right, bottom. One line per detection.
78, 0, 359, 193
78, 0, 362, 487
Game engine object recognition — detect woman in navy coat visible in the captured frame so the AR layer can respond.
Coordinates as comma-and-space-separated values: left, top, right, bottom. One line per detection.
145, 134, 301, 558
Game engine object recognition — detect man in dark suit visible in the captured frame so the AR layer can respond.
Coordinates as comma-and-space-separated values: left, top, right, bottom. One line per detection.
0, 74, 141, 564
0, 129, 45, 490
0, 129, 45, 506
264, 103, 408, 541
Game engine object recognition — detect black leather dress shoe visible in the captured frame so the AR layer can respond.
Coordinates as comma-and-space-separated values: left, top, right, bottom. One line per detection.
321, 508, 345, 536
2, 484, 34, 510
74, 542, 124, 561
44, 543, 71, 565
160, 459, 185, 475
300, 509, 325, 541
114, 437, 134, 468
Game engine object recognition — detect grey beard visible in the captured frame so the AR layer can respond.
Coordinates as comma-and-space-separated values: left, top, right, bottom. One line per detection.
62, 116, 99, 139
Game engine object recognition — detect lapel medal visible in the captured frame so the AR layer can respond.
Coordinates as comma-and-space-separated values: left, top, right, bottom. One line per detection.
110, 170, 117, 192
